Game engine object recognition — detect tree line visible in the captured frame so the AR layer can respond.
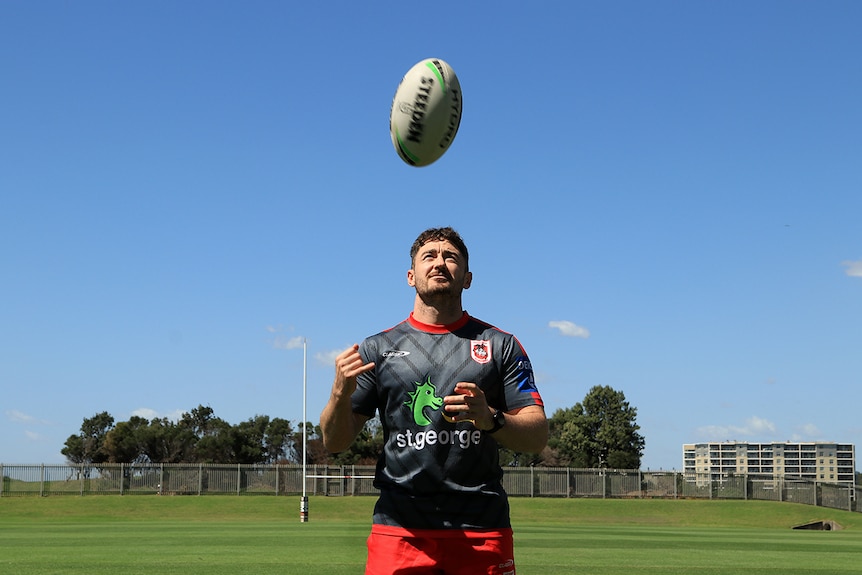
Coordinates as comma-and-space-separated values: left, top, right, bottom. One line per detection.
62, 386, 645, 468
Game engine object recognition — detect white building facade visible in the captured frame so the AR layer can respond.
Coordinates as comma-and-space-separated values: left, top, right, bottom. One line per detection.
683, 441, 856, 488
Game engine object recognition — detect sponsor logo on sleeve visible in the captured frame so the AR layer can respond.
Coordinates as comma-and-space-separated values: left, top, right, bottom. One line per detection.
515, 357, 543, 406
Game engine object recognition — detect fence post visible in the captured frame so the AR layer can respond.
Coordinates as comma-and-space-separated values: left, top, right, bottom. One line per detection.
530, 465, 534, 497
237, 464, 241, 496
0, 463, 3, 497
159, 463, 164, 495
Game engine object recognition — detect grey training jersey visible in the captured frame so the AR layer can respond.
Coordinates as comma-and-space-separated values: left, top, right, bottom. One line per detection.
352, 312, 543, 530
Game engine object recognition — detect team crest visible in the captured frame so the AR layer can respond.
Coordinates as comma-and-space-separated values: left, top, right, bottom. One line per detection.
470, 340, 491, 364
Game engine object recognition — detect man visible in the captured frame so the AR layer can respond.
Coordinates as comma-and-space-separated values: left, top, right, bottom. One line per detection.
321, 227, 547, 575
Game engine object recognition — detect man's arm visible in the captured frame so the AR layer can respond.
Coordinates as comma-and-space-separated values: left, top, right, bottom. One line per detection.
443, 382, 549, 453
483, 404, 548, 453
319, 344, 374, 453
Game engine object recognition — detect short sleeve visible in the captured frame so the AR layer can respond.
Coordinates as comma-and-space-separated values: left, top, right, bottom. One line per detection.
351, 339, 379, 418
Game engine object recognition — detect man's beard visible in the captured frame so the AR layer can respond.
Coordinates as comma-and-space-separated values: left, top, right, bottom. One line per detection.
415, 278, 460, 304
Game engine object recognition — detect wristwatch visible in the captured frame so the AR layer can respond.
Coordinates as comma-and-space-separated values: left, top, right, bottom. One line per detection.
487, 408, 506, 434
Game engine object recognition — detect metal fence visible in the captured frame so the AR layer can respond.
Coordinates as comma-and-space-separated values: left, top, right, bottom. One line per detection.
1, 463, 858, 513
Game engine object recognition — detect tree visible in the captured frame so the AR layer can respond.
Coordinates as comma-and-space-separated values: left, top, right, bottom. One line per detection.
60, 434, 85, 465
61, 412, 115, 465
303, 416, 385, 466
191, 418, 233, 462
263, 417, 295, 463
498, 444, 547, 467
329, 416, 384, 465
59, 405, 364, 466
103, 416, 152, 463
231, 415, 270, 464
549, 385, 644, 469
147, 417, 197, 463
179, 405, 220, 438
177, 405, 232, 462
304, 423, 330, 465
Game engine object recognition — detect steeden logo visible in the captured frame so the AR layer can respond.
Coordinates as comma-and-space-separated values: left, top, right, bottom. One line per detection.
382, 350, 410, 358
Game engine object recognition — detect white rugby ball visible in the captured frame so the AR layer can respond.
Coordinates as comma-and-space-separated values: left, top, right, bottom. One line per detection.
390, 58, 462, 167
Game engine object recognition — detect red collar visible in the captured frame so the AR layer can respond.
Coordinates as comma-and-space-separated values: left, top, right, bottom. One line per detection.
407, 311, 470, 333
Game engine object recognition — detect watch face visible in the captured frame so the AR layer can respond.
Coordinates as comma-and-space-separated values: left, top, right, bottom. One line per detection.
490, 409, 505, 433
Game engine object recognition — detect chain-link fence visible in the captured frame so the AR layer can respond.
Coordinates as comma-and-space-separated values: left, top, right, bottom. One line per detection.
1, 463, 858, 513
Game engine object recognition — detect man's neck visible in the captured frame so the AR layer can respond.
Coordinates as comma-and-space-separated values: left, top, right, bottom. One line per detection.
412, 295, 464, 326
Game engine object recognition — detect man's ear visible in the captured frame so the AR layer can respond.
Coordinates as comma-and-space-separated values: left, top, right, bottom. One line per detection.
463, 271, 472, 289
407, 268, 416, 287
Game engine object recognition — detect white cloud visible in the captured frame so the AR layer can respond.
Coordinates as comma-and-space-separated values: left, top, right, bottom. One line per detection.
273, 336, 305, 350
166, 409, 186, 421
841, 259, 862, 278
266, 325, 305, 349
548, 320, 590, 339
746, 416, 776, 434
315, 349, 342, 367
795, 423, 822, 438
130, 408, 186, 422
6, 410, 51, 425
131, 407, 159, 419
696, 424, 734, 439
24, 430, 42, 441
6, 410, 35, 423
696, 416, 777, 440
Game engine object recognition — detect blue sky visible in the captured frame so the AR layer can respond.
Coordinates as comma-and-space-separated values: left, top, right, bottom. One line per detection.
2, 1, 860, 470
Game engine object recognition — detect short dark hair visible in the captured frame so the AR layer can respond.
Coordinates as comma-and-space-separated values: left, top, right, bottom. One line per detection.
410, 227, 469, 270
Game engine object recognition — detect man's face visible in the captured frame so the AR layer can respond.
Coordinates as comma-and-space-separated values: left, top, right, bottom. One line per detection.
407, 239, 472, 299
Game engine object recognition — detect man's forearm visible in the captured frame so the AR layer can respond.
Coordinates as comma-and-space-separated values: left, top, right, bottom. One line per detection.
320, 392, 365, 453
489, 405, 548, 453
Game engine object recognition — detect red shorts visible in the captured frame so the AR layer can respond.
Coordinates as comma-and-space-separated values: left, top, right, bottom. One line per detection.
365, 524, 516, 575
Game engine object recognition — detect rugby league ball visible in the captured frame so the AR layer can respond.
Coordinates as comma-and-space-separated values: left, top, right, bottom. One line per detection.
390, 58, 462, 167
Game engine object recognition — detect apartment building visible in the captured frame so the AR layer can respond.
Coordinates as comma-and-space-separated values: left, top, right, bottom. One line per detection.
682, 441, 856, 487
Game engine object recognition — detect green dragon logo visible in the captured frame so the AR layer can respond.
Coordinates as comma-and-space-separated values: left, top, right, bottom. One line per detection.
405, 376, 444, 426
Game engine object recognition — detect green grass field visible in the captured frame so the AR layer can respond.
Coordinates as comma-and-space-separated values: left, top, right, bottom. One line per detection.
1, 496, 860, 574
